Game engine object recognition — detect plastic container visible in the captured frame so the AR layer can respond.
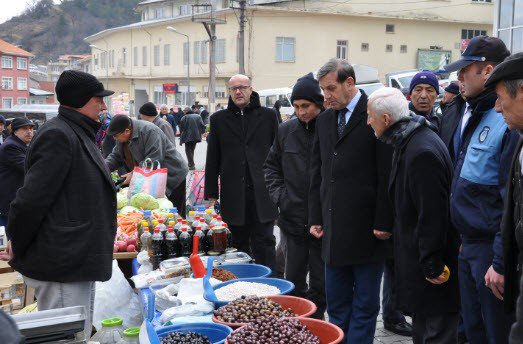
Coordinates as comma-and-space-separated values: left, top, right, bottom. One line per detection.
156, 322, 233, 344
151, 228, 163, 269
174, 218, 183, 235
204, 277, 295, 308
140, 227, 152, 256
212, 295, 317, 328
291, 317, 344, 344
219, 252, 253, 265
179, 227, 192, 257
90, 317, 124, 344
218, 264, 271, 279
165, 226, 179, 259
116, 327, 140, 344
212, 226, 227, 253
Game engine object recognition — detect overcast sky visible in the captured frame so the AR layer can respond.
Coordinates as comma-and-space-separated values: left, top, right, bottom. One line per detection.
0, 0, 61, 25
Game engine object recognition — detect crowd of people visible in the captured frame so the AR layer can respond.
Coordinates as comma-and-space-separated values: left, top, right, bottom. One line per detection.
1, 34, 523, 344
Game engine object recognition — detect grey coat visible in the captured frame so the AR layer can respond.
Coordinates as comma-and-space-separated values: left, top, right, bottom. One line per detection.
152, 116, 177, 144
180, 113, 205, 145
105, 119, 188, 194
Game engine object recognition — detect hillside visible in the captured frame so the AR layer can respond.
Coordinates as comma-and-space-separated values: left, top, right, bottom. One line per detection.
0, 0, 141, 63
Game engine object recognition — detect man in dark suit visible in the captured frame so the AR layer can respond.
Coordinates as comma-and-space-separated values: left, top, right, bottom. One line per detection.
6, 71, 117, 338
0, 118, 34, 231
205, 74, 278, 270
309, 58, 393, 343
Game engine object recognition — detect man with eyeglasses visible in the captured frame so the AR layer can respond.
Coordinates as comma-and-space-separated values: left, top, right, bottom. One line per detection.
205, 74, 279, 271
443, 35, 519, 344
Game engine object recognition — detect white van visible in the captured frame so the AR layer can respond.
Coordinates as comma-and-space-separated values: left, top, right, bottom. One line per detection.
257, 88, 293, 120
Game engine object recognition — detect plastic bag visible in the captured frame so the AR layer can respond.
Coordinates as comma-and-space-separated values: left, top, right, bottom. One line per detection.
155, 284, 181, 312
159, 302, 214, 324
137, 251, 153, 275
93, 260, 142, 331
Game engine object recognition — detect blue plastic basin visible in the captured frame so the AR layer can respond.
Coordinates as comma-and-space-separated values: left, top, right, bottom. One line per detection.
156, 322, 233, 344
204, 277, 295, 308
218, 264, 272, 279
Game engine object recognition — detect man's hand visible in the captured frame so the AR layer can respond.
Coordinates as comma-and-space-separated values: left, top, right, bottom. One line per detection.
310, 225, 323, 238
485, 265, 504, 300
0, 241, 13, 262
122, 172, 133, 185
373, 230, 392, 240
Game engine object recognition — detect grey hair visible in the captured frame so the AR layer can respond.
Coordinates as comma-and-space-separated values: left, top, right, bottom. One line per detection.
368, 87, 410, 122
160, 104, 169, 110
317, 58, 356, 84
504, 79, 523, 98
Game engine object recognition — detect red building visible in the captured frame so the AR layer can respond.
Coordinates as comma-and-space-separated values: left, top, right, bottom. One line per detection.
0, 39, 33, 109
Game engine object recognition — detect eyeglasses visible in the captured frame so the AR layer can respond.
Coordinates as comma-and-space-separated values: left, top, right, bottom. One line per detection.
228, 85, 250, 92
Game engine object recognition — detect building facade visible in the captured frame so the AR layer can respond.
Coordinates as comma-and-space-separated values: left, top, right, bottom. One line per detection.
0, 39, 32, 109
46, 54, 91, 82
494, 0, 523, 52
85, 0, 493, 112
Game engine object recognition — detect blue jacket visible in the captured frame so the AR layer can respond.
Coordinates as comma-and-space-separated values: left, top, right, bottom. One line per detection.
450, 91, 519, 274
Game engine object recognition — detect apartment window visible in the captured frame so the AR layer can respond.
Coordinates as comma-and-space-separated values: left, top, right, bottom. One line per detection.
336, 40, 348, 59
194, 41, 208, 64
154, 45, 160, 66
2, 98, 13, 109
17, 77, 27, 90
361, 43, 369, 52
472, 0, 491, 2
122, 48, 127, 66
215, 39, 226, 63
461, 29, 487, 39
164, 44, 170, 65
400, 45, 407, 53
110, 50, 115, 68
154, 7, 164, 19
386, 24, 395, 33
183, 41, 189, 65
386, 44, 393, 52
101, 52, 106, 69
275, 37, 295, 62
134, 46, 138, 66
142, 46, 147, 66
52, 66, 60, 73
17, 98, 27, 105
94, 55, 99, 68
2, 77, 13, 90
203, 85, 227, 98
194, 42, 201, 64
180, 5, 191, 15
2, 56, 13, 68
142, 11, 146, 21
17, 58, 27, 70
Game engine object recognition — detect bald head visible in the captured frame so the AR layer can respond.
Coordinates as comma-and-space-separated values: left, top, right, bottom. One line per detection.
228, 74, 253, 109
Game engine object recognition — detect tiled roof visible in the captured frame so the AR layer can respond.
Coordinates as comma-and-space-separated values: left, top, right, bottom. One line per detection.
0, 39, 33, 57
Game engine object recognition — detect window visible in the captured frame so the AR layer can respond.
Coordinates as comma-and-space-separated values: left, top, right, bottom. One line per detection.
154, 7, 164, 19
194, 41, 201, 64
203, 85, 227, 98
180, 5, 191, 15
17, 58, 27, 70
183, 41, 189, 65
2, 56, 13, 68
215, 39, 226, 63
336, 40, 348, 59
361, 43, 369, 52
17, 77, 27, 90
122, 48, 127, 66
400, 45, 407, 53
142, 46, 147, 66
2, 77, 13, 90
386, 44, 393, 52
142, 11, 146, 21
386, 24, 395, 33
154, 45, 160, 66
52, 66, 60, 73
472, 0, 491, 2
2, 98, 13, 109
461, 29, 487, 39
134, 46, 138, 66
94, 55, 99, 68
17, 98, 27, 105
164, 44, 170, 65
275, 37, 295, 62
110, 50, 115, 68
194, 41, 208, 64
100, 52, 106, 69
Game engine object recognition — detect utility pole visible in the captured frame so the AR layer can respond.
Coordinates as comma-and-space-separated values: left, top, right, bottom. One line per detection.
208, 0, 217, 111
238, 0, 246, 74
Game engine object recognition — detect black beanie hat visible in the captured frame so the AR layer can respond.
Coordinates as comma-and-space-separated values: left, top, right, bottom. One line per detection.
107, 115, 132, 136
291, 73, 324, 107
139, 102, 158, 116
55, 70, 114, 108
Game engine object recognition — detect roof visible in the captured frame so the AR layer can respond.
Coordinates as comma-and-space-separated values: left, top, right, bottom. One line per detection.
59, 54, 90, 60
0, 39, 33, 57
29, 88, 54, 96
136, 0, 167, 6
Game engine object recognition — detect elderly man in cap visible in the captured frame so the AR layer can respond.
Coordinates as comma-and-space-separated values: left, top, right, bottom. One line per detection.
0, 118, 34, 233
484, 52, 523, 343
408, 71, 442, 130
6, 70, 117, 337
264, 72, 326, 319
442, 35, 519, 343
139, 102, 177, 144
105, 115, 189, 217
440, 82, 461, 112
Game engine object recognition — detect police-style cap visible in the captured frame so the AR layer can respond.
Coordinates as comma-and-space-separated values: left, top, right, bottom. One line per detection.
444, 36, 510, 72
485, 52, 523, 89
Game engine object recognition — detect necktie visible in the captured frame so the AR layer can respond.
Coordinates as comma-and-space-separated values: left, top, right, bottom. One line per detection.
338, 108, 349, 138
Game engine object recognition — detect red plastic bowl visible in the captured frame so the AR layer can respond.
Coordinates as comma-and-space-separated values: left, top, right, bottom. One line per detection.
225, 317, 344, 344
213, 295, 317, 328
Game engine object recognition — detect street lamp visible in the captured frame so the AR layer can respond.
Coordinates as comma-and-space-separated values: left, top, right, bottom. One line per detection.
90, 44, 109, 91
166, 26, 191, 106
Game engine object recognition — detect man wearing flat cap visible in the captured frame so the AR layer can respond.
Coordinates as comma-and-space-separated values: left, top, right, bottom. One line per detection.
440, 82, 461, 113
442, 36, 519, 343
5, 70, 117, 337
139, 102, 177, 144
485, 52, 523, 343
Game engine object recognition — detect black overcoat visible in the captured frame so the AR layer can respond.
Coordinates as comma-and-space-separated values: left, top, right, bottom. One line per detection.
0, 135, 28, 216
308, 91, 394, 266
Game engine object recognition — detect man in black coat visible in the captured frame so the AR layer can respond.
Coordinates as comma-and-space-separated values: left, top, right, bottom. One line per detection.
0, 118, 34, 231
180, 110, 205, 170
264, 72, 326, 319
6, 71, 117, 338
368, 87, 460, 343
205, 74, 278, 270
485, 52, 523, 343
309, 58, 393, 343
